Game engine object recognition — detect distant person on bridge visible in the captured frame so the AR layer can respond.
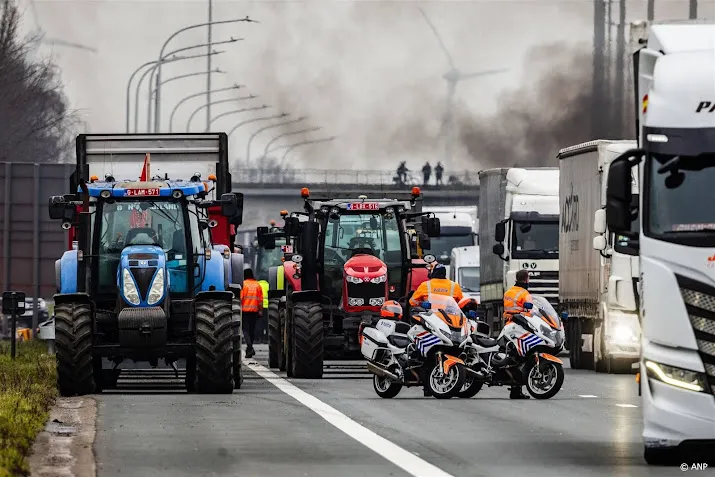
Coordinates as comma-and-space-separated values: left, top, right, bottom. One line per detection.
422, 162, 432, 185
396, 161, 408, 185
435, 162, 444, 186
241, 268, 264, 359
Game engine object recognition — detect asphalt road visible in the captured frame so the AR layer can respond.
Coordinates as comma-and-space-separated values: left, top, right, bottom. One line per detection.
92, 346, 706, 477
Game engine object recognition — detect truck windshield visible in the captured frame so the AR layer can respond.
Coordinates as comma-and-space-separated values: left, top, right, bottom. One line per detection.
646, 154, 715, 247
256, 238, 286, 280
323, 212, 403, 297
458, 266, 480, 292
429, 235, 475, 263
97, 200, 189, 295
511, 221, 559, 259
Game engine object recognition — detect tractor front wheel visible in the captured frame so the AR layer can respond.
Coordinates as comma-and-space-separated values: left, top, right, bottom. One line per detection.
195, 299, 234, 393
291, 302, 324, 379
55, 302, 96, 396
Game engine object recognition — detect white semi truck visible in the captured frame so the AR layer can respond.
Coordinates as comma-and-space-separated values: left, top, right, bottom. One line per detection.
604, 21, 715, 464
478, 168, 560, 335
423, 206, 478, 275
449, 245, 480, 302
557, 140, 641, 372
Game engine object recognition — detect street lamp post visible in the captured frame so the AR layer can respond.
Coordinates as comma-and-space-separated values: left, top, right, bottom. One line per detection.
147, 69, 224, 132
279, 137, 337, 167
168, 85, 242, 133
226, 113, 289, 141
153, 17, 257, 134
262, 127, 321, 158
206, 106, 270, 131
134, 50, 223, 133
126, 38, 237, 133
246, 116, 306, 166
185, 96, 258, 132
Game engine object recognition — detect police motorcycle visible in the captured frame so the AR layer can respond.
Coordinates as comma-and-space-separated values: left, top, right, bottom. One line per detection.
460, 295, 566, 399
359, 294, 473, 399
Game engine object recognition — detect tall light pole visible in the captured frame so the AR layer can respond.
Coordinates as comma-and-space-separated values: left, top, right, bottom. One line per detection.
279, 137, 337, 167
134, 50, 223, 133
204, 106, 270, 132
147, 69, 224, 132
169, 85, 242, 133
246, 116, 306, 166
207, 0, 213, 132
262, 127, 321, 158
125, 39, 235, 132
153, 17, 257, 135
186, 96, 259, 131
227, 113, 289, 139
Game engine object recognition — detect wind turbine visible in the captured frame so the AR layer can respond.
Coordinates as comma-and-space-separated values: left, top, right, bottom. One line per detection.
417, 7, 507, 165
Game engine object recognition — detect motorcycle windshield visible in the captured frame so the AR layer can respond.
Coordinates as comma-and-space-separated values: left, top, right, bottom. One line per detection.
422, 295, 465, 329
531, 295, 561, 330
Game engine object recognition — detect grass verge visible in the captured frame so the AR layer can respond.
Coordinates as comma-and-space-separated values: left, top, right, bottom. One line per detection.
0, 340, 56, 477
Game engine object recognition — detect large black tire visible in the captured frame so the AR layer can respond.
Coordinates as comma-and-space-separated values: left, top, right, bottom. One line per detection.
268, 299, 282, 369
291, 302, 324, 379
55, 302, 96, 396
195, 299, 234, 393
428, 362, 466, 399
232, 298, 243, 389
569, 318, 582, 369
643, 447, 681, 466
373, 375, 402, 398
525, 360, 565, 399
457, 374, 484, 398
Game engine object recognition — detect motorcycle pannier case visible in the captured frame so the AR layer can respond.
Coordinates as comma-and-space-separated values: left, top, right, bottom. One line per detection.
361, 327, 388, 360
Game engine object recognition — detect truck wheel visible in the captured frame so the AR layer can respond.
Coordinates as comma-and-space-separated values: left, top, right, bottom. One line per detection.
291, 302, 324, 379
195, 299, 234, 393
268, 299, 282, 368
644, 446, 680, 465
569, 318, 582, 369
232, 298, 243, 389
55, 302, 96, 396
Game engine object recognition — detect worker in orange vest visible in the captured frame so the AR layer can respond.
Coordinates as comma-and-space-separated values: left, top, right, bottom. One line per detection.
241, 268, 264, 358
503, 268, 533, 399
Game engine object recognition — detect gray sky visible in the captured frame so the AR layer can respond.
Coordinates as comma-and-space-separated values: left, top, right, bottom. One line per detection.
22, 0, 714, 172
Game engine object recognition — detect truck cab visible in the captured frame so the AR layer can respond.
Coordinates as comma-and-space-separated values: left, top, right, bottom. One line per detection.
423, 206, 478, 274
449, 245, 480, 302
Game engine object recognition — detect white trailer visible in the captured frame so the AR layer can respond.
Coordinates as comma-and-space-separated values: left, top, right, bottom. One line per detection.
604, 21, 715, 464
449, 245, 480, 302
557, 140, 641, 373
478, 168, 560, 335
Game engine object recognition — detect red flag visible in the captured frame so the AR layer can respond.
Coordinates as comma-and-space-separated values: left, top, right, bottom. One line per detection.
139, 153, 151, 181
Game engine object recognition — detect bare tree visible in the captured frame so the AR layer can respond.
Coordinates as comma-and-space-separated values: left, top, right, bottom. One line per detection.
0, 0, 79, 163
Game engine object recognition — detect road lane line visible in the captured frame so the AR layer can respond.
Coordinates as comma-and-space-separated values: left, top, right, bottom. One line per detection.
247, 362, 456, 477
615, 403, 638, 408
578, 394, 598, 398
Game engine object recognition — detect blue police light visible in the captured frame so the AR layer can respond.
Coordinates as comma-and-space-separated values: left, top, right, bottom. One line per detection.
561, 311, 568, 321
524, 302, 533, 310
421, 301, 431, 309
467, 310, 477, 319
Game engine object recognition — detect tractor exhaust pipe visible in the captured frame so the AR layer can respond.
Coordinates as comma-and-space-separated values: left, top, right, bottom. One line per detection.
366, 362, 401, 382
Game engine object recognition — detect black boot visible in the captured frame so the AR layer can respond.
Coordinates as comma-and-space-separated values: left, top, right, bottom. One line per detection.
246, 347, 255, 358
423, 385, 433, 397
510, 386, 530, 399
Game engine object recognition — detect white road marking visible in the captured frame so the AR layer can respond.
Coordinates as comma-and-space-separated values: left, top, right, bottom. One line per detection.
578, 394, 598, 398
247, 362, 456, 477
615, 403, 638, 408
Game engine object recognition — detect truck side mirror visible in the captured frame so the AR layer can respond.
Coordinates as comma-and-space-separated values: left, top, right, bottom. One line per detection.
426, 217, 440, 237
256, 226, 268, 237
494, 221, 506, 242
592, 235, 607, 251
594, 209, 607, 234
492, 243, 504, 256
284, 216, 300, 237
48, 196, 77, 227
606, 150, 642, 233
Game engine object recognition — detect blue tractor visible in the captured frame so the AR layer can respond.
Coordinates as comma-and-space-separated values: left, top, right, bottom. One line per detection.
49, 172, 245, 396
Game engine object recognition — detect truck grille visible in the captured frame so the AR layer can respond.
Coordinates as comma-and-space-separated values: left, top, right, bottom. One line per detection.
528, 270, 559, 306
677, 274, 715, 395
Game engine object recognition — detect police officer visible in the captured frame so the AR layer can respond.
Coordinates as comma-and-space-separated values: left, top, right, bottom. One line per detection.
409, 263, 463, 307
503, 269, 532, 399
241, 268, 264, 358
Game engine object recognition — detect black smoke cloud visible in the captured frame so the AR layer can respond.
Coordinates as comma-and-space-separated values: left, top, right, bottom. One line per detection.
457, 42, 634, 168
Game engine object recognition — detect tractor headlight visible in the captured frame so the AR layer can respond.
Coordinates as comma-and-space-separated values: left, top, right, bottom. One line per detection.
122, 268, 140, 305
346, 275, 363, 284
370, 274, 387, 284
147, 268, 165, 305
369, 297, 385, 306
348, 298, 365, 306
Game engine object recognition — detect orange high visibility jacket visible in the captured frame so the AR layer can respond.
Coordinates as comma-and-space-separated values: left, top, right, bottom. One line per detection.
409, 278, 463, 306
241, 279, 264, 313
503, 285, 532, 321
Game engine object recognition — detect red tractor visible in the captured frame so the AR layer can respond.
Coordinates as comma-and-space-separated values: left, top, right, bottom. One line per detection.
267, 187, 440, 378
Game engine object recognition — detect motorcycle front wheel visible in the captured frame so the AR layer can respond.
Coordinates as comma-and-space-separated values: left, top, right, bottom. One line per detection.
428, 362, 466, 399
525, 359, 564, 399
373, 374, 402, 398
457, 373, 484, 398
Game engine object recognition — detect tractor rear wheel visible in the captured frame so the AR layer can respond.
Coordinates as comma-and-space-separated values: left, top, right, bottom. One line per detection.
291, 302, 324, 379
268, 299, 282, 368
55, 302, 96, 396
195, 299, 234, 393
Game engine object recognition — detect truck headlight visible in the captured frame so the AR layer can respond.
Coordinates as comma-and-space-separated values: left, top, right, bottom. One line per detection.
608, 324, 639, 344
122, 268, 140, 305
147, 268, 165, 305
645, 360, 708, 393
370, 275, 387, 284
346, 275, 362, 284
